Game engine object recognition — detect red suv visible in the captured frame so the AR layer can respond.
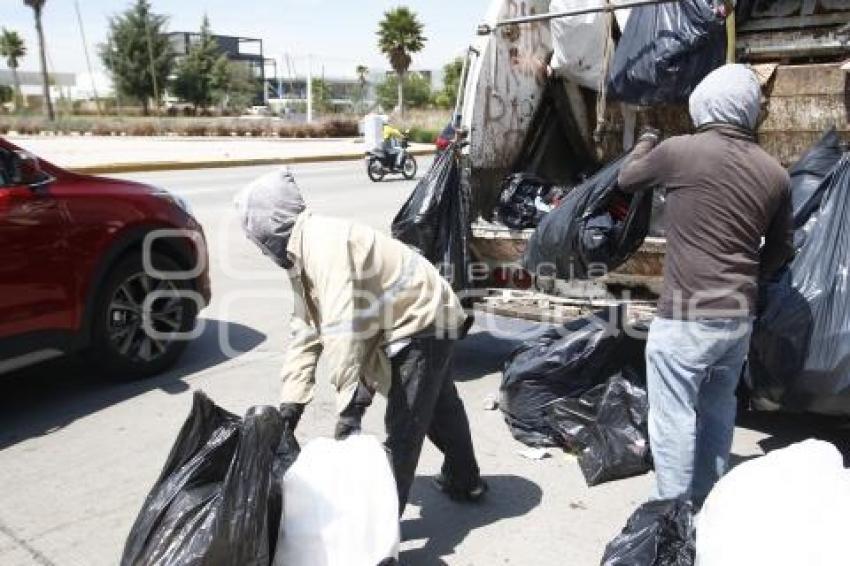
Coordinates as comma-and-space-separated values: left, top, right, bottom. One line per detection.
0, 138, 211, 378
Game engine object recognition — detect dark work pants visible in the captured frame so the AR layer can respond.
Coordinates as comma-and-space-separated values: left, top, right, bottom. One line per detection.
385, 337, 480, 513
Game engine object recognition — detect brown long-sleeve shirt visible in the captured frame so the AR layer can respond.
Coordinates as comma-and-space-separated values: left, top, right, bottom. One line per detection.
618, 125, 794, 319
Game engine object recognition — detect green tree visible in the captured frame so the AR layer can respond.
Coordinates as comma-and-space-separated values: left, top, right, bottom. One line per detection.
23, 0, 54, 120
376, 72, 432, 111
440, 57, 464, 109
211, 58, 258, 113
377, 7, 426, 118
0, 29, 26, 111
171, 16, 221, 113
101, 0, 173, 115
355, 64, 369, 111
0, 84, 13, 106
311, 78, 333, 114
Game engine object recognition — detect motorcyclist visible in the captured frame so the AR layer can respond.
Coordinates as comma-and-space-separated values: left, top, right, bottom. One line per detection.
382, 123, 407, 169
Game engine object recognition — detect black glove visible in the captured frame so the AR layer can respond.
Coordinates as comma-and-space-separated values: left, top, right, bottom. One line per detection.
334, 383, 374, 440
277, 403, 304, 471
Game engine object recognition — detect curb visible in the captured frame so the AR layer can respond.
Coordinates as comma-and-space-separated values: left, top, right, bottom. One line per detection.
68, 148, 437, 175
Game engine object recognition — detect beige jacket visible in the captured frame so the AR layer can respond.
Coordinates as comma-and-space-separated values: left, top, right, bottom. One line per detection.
280, 212, 468, 413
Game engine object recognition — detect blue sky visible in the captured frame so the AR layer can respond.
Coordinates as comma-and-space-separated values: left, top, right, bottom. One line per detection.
1, 0, 493, 78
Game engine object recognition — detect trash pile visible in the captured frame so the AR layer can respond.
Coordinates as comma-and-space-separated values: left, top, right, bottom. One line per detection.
747, 130, 850, 415
522, 155, 654, 280
500, 307, 652, 486
122, 392, 400, 566
601, 498, 695, 566
496, 173, 565, 230
392, 147, 471, 290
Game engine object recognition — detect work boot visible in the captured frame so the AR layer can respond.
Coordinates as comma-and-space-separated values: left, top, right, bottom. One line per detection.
433, 472, 489, 503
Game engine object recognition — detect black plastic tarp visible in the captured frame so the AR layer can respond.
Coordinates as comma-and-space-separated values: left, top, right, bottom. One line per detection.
748, 141, 850, 415
500, 307, 646, 447
522, 155, 653, 280
607, 0, 726, 106
548, 367, 651, 487
601, 498, 695, 566
121, 392, 285, 566
392, 146, 471, 291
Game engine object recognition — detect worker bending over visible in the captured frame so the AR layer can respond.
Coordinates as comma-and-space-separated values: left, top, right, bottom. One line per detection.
235, 170, 486, 512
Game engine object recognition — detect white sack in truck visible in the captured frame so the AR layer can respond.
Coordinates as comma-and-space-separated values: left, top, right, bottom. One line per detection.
550, 0, 630, 90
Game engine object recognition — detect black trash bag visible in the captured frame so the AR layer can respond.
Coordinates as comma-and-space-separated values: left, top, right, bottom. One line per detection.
121, 391, 286, 566
748, 153, 850, 415
496, 173, 564, 230
391, 147, 471, 290
549, 367, 652, 487
523, 155, 653, 280
788, 128, 843, 233
500, 306, 646, 447
601, 498, 695, 566
607, 0, 726, 106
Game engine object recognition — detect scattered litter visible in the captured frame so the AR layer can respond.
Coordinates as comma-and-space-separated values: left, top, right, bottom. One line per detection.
516, 447, 552, 461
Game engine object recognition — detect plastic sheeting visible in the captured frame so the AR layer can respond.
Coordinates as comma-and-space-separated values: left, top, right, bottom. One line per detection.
392, 148, 471, 290
748, 142, 850, 415
601, 498, 695, 566
273, 435, 400, 566
522, 155, 653, 280
547, 368, 651, 486
697, 440, 850, 566
500, 307, 646, 447
121, 392, 285, 566
496, 173, 564, 230
787, 128, 843, 233
607, 0, 726, 106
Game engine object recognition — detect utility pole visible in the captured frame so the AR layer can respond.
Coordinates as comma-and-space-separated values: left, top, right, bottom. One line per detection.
306, 55, 313, 124
74, 0, 102, 115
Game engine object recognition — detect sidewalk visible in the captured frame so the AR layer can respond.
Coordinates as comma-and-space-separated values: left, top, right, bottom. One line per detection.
6, 135, 435, 174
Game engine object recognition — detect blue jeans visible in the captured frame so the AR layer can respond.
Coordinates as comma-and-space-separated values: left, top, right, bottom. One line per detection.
646, 317, 753, 503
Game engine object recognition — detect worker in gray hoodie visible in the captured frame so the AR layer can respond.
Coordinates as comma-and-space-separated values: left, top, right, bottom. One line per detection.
618, 64, 794, 504
235, 170, 486, 512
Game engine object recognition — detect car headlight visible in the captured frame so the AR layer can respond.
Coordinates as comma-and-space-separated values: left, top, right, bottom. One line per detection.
154, 189, 193, 216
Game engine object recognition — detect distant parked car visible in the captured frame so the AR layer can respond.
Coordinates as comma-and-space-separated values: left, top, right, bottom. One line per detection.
436, 122, 456, 151
0, 138, 211, 379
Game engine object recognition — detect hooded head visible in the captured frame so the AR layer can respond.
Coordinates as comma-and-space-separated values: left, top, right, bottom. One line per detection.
689, 64, 762, 132
234, 169, 306, 268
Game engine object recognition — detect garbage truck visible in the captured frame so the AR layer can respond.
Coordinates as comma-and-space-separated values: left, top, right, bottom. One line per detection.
455, 0, 850, 323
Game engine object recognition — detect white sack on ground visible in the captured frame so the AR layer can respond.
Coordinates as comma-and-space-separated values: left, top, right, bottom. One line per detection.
696, 439, 850, 566
273, 435, 400, 566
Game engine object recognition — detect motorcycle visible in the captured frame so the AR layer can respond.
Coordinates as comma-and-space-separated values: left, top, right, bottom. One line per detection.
366, 138, 418, 182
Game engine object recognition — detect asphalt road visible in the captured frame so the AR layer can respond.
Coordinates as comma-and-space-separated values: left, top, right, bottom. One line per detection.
1, 159, 848, 566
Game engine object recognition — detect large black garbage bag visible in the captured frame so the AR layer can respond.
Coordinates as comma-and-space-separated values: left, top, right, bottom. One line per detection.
788, 128, 843, 233
391, 147, 471, 290
607, 0, 726, 106
522, 155, 653, 280
500, 306, 646, 447
121, 392, 285, 566
496, 173, 564, 230
548, 367, 651, 487
601, 498, 695, 566
748, 154, 850, 415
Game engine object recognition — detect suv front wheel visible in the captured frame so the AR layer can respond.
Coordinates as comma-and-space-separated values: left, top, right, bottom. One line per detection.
88, 252, 198, 379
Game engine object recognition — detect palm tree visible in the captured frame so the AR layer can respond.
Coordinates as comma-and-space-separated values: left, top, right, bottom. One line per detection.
0, 29, 26, 111
377, 7, 425, 118
23, 0, 55, 121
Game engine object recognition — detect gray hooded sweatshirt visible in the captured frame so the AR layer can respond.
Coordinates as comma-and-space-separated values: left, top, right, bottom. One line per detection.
618, 64, 793, 319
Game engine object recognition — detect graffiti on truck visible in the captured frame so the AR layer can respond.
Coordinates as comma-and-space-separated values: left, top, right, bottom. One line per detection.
476, 0, 551, 166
